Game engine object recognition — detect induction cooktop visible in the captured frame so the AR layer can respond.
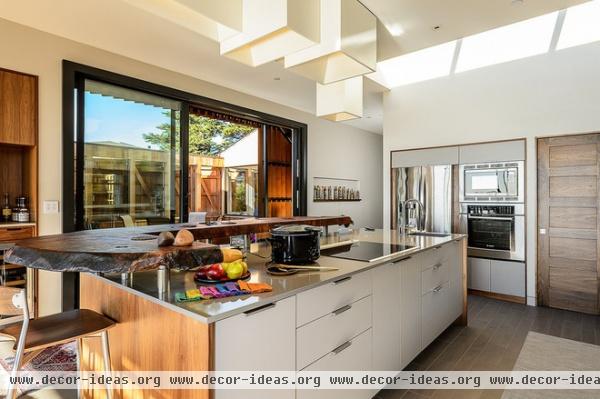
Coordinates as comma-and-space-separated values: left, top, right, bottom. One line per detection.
321, 241, 415, 262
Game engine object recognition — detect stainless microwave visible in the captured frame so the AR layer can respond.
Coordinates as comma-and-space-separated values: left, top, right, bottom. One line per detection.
459, 161, 524, 203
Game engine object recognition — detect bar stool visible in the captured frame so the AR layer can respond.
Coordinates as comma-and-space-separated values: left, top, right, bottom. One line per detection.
0, 287, 115, 399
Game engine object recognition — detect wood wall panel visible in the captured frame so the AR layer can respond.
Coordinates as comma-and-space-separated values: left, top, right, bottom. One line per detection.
550, 207, 597, 229
79, 274, 211, 399
549, 176, 597, 197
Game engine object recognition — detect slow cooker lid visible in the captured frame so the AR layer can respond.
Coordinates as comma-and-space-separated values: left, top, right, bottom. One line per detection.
271, 224, 322, 236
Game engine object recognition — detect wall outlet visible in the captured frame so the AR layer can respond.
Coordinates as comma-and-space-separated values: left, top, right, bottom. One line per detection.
43, 200, 60, 214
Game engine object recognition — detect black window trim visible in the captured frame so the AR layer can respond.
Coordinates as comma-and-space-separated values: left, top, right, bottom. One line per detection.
62, 60, 308, 233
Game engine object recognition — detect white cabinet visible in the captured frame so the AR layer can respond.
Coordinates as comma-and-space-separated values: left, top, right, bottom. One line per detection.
298, 329, 373, 399
297, 271, 372, 327
400, 255, 422, 368
297, 295, 372, 370
421, 281, 450, 349
491, 260, 525, 297
214, 296, 296, 399
372, 261, 402, 371
467, 257, 491, 291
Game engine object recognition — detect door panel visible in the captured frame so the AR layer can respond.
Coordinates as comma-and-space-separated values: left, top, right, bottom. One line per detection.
550, 207, 596, 229
549, 176, 597, 197
538, 134, 600, 314
549, 144, 596, 167
549, 237, 597, 261
549, 268, 598, 314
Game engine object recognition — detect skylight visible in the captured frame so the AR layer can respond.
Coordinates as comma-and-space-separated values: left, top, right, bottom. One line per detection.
557, 1, 600, 50
373, 41, 457, 87
456, 11, 558, 73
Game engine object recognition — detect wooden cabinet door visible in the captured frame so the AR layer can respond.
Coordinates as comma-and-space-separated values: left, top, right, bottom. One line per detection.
372, 261, 402, 371
538, 134, 600, 314
0, 69, 37, 146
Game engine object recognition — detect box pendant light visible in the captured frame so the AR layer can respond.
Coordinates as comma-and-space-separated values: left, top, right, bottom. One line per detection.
174, 0, 242, 31
220, 0, 320, 67
316, 76, 363, 121
285, 0, 377, 84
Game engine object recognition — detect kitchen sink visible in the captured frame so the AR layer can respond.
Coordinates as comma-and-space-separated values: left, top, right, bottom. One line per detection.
408, 232, 451, 237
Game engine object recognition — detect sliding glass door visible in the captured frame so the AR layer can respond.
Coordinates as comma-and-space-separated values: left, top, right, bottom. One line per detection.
76, 80, 181, 229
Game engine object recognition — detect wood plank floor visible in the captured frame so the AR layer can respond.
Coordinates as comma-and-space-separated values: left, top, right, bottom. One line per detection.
375, 295, 600, 399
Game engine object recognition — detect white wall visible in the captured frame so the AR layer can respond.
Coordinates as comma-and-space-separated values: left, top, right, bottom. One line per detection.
0, 18, 383, 315
383, 40, 600, 306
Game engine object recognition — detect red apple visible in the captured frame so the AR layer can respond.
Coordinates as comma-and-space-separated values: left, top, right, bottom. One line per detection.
206, 264, 225, 280
194, 266, 210, 281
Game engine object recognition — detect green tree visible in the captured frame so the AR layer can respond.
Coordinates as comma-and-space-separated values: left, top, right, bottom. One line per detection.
143, 112, 255, 155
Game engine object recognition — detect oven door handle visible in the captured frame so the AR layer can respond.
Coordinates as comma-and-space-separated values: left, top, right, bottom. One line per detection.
467, 216, 514, 221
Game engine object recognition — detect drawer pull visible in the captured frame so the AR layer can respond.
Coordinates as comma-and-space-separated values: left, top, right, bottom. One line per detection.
432, 263, 442, 270
6, 228, 25, 232
433, 285, 443, 293
332, 340, 352, 355
332, 304, 352, 316
393, 256, 412, 264
243, 303, 275, 316
333, 276, 352, 285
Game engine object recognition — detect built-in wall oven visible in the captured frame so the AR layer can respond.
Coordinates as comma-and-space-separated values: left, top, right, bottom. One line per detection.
459, 161, 524, 203
459, 203, 525, 261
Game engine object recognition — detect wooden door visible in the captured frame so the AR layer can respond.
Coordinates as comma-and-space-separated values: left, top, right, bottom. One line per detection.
0, 69, 37, 146
538, 134, 600, 314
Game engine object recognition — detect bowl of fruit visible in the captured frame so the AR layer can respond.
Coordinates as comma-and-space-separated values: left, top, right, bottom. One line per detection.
193, 248, 250, 283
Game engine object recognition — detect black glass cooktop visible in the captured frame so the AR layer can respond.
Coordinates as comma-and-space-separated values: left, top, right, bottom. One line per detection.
321, 241, 415, 262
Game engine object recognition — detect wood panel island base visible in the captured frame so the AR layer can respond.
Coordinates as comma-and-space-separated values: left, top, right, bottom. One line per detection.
78, 231, 467, 399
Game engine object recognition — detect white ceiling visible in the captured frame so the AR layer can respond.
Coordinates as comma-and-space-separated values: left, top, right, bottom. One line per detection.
0, 0, 589, 135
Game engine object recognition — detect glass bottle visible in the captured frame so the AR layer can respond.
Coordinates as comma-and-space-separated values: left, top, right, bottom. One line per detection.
2, 193, 12, 222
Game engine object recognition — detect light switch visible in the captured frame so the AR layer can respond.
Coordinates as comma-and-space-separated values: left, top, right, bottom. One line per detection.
43, 200, 60, 214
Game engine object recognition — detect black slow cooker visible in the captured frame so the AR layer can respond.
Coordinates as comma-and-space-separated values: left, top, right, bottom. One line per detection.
269, 225, 321, 264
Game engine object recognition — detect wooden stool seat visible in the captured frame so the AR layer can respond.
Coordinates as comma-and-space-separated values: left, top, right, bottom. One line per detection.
0, 309, 115, 352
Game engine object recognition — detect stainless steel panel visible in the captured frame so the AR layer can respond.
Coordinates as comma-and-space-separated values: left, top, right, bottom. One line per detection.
392, 165, 452, 233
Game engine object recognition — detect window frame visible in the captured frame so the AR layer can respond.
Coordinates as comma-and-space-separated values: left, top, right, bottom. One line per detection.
62, 60, 308, 233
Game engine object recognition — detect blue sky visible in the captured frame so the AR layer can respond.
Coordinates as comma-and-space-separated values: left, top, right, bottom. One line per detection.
84, 92, 171, 149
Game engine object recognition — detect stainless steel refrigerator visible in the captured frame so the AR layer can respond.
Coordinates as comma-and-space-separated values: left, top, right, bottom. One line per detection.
391, 165, 452, 233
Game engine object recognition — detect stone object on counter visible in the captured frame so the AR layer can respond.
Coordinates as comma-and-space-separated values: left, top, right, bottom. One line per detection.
157, 231, 175, 247
174, 229, 194, 246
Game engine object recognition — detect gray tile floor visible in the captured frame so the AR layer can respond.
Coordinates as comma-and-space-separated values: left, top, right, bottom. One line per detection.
374, 294, 600, 399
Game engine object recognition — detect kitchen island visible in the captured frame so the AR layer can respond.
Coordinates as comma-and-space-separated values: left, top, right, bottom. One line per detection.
75, 229, 467, 399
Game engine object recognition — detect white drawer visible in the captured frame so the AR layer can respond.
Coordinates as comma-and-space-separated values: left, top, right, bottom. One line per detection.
297, 295, 372, 370
421, 281, 450, 349
298, 329, 373, 399
419, 242, 454, 271
296, 271, 372, 327
421, 262, 449, 295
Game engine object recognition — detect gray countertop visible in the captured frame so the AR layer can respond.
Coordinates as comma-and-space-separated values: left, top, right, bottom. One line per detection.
92, 229, 466, 324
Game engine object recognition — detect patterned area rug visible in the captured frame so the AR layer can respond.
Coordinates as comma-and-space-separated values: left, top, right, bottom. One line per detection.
0, 341, 77, 396
501, 331, 600, 399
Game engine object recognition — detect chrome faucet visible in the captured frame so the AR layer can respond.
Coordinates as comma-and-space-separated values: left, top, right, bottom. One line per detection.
400, 198, 425, 235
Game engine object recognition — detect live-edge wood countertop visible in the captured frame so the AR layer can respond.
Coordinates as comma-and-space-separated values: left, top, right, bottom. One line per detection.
4, 216, 352, 273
